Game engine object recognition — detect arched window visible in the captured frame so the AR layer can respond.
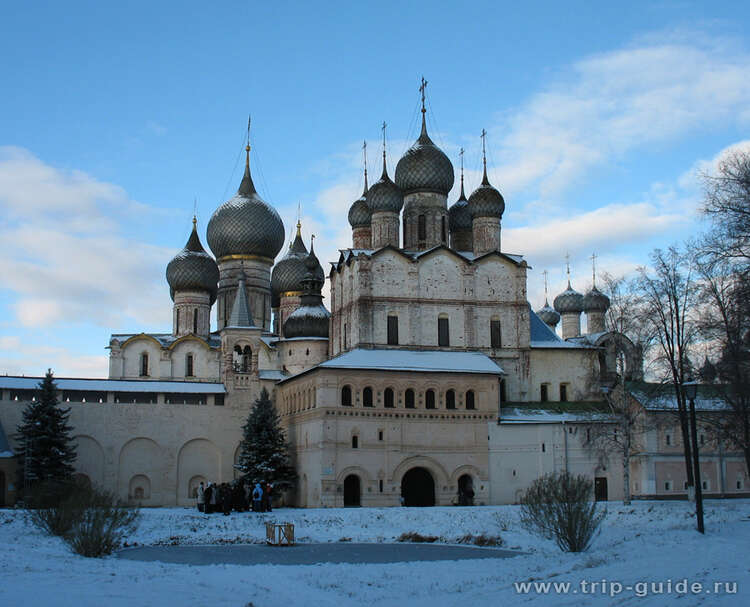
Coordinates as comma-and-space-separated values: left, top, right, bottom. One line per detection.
426, 389, 436, 409
193, 308, 198, 334
405, 388, 415, 409
466, 390, 475, 410
491, 319, 502, 348
438, 316, 450, 347
185, 353, 194, 377
363, 387, 373, 407
341, 385, 352, 407
418, 214, 426, 241
140, 353, 149, 377
352, 435, 359, 449
446, 389, 455, 410
242, 346, 251, 372
384, 387, 394, 408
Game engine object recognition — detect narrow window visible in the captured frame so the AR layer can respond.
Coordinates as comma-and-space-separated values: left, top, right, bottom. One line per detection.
186, 354, 194, 377
560, 384, 568, 402
363, 387, 373, 407
446, 389, 456, 410
466, 390, 475, 410
344, 323, 348, 348
176, 308, 180, 332
384, 388, 394, 408
665, 434, 671, 446
699, 434, 705, 447
426, 389, 436, 409
140, 353, 149, 377
342, 385, 352, 407
387, 315, 399, 345
379, 479, 384, 492
491, 320, 502, 348
242, 345, 252, 372
541, 443, 546, 452
702, 480, 708, 490
405, 389, 415, 409
352, 435, 359, 449
438, 317, 449, 347
378, 430, 384, 441
500, 379, 506, 402
665, 481, 672, 491
418, 214, 426, 241
540, 384, 548, 402
441, 216, 446, 242
193, 308, 198, 333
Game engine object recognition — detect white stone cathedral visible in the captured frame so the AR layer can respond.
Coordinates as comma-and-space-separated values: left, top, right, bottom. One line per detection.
0, 88, 653, 507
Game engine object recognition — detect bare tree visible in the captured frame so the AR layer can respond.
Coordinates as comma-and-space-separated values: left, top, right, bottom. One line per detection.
635, 247, 699, 492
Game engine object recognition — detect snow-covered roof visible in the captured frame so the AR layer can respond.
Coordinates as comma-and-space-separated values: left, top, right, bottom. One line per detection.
0, 376, 226, 394
0, 418, 14, 458
317, 349, 504, 375
332, 247, 526, 272
109, 333, 221, 349
500, 402, 614, 424
258, 370, 287, 381
628, 382, 730, 412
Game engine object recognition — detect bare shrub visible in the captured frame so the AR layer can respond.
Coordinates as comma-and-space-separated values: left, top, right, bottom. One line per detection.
28, 481, 85, 536
456, 533, 503, 547
63, 488, 139, 557
396, 532, 438, 543
520, 472, 606, 552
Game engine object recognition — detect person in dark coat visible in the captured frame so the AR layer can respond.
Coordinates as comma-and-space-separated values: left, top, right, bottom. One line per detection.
204, 483, 213, 514
221, 483, 232, 515
252, 482, 263, 512
265, 482, 273, 512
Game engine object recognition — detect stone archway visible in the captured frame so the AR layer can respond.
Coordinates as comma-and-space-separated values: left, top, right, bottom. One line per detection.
401, 467, 435, 507
458, 474, 474, 506
343, 474, 361, 507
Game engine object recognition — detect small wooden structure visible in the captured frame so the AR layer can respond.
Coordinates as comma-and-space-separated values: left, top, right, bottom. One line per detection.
265, 522, 295, 546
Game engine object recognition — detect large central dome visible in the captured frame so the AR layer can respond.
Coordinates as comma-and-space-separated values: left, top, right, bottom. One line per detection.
395, 114, 454, 195
207, 147, 285, 261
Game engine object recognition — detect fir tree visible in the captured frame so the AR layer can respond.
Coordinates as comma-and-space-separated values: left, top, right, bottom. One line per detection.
15, 369, 77, 496
236, 388, 296, 487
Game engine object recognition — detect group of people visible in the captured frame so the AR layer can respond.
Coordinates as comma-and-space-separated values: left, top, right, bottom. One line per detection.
196, 480, 274, 514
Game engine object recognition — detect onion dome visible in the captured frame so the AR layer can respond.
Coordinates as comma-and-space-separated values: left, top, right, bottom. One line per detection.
395, 111, 454, 195
207, 145, 285, 261
536, 300, 561, 327
367, 151, 403, 214
283, 240, 330, 339
348, 174, 371, 228
699, 356, 717, 384
583, 286, 610, 313
166, 217, 219, 303
271, 222, 325, 306
448, 175, 472, 231
554, 282, 584, 314
468, 167, 505, 219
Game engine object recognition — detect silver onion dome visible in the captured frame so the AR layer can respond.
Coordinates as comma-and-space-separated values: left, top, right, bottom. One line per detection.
536, 300, 561, 327
207, 147, 285, 261
166, 218, 220, 304
468, 169, 505, 219
348, 195, 371, 228
367, 154, 403, 214
283, 243, 330, 338
554, 283, 584, 314
395, 115, 454, 195
448, 181, 472, 231
583, 286, 610, 313
271, 224, 325, 303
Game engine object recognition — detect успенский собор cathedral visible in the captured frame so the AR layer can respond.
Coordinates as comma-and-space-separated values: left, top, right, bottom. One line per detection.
0, 89, 648, 507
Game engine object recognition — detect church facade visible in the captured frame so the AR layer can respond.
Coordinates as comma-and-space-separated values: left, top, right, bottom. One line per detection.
7, 91, 712, 508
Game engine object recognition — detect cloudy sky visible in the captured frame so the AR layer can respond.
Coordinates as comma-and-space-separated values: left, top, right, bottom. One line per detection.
1, 1, 749, 377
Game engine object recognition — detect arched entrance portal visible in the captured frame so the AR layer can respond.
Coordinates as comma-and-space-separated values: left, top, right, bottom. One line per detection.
343, 474, 361, 506
401, 467, 435, 506
458, 474, 475, 506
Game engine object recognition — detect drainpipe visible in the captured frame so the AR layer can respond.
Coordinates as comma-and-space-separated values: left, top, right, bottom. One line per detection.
562, 420, 569, 474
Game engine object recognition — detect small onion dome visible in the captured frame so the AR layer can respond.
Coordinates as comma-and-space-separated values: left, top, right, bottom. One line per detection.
448, 181, 472, 232
699, 357, 717, 383
348, 195, 371, 228
554, 283, 584, 314
283, 243, 330, 338
166, 218, 219, 304
367, 156, 403, 214
536, 301, 561, 327
395, 115, 454, 195
271, 224, 326, 303
583, 286, 610, 313
468, 169, 505, 219
207, 147, 285, 261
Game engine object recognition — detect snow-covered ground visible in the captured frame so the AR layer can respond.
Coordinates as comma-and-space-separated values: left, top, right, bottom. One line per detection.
1, 500, 748, 606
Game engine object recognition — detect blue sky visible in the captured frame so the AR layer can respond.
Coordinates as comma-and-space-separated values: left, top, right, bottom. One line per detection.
1, 1, 749, 376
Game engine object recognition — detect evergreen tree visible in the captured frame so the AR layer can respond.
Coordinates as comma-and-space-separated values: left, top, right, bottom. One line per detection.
15, 369, 77, 496
236, 388, 296, 487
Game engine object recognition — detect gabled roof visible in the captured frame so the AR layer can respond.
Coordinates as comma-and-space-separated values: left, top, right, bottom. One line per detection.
528, 306, 594, 349
318, 348, 503, 374
110, 333, 221, 350
0, 376, 226, 394
499, 401, 613, 423
627, 382, 731, 412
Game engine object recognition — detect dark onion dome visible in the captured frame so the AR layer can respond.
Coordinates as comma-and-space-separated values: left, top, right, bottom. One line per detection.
283, 242, 330, 338
207, 146, 285, 261
699, 356, 717, 383
468, 166, 505, 219
166, 218, 219, 304
271, 223, 325, 305
367, 154, 403, 214
448, 179, 472, 231
395, 113, 454, 195
583, 285, 611, 313
554, 282, 584, 314
536, 300, 561, 326
348, 194, 371, 228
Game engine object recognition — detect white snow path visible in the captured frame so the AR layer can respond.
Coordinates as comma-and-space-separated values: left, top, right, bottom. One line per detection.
1, 500, 748, 606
